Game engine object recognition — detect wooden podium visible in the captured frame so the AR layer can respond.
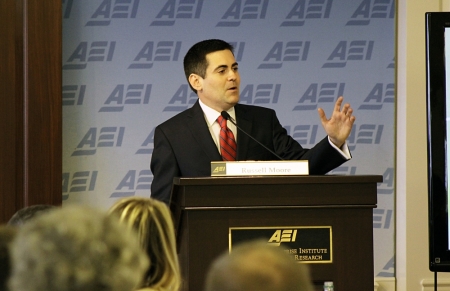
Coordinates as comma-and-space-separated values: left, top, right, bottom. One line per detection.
170, 175, 382, 291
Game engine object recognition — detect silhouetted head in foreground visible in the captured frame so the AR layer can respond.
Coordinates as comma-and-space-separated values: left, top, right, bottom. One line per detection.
8, 204, 57, 226
8, 205, 148, 291
204, 240, 314, 291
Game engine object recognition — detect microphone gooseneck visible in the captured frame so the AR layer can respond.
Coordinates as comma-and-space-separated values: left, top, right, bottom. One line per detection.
220, 111, 284, 160
220, 111, 232, 121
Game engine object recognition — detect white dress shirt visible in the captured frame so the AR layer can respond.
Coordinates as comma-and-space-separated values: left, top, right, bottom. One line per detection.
199, 99, 237, 153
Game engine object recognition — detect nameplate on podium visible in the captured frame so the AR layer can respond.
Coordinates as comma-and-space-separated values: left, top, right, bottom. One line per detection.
211, 160, 309, 176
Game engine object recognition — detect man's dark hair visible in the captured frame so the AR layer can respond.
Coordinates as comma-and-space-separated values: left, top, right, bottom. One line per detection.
7, 205, 57, 226
183, 39, 234, 93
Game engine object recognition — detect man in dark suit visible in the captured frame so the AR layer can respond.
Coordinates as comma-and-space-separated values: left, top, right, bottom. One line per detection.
150, 39, 355, 204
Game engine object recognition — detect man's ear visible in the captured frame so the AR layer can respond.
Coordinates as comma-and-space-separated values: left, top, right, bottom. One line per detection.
188, 74, 202, 92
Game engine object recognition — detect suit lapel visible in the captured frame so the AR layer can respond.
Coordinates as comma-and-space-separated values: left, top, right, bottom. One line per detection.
235, 104, 253, 160
187, 101, 222, 161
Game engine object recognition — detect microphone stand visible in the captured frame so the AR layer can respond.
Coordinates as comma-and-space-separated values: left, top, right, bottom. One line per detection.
220, 111, 284, 161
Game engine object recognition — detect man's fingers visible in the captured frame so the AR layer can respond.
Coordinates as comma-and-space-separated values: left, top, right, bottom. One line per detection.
317, 108, 327, 122
345, 107, 353, 117
334, 96, 344, 112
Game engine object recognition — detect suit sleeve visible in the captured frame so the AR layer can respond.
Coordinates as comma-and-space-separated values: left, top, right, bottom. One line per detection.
301, 137, 349, 174
270, 110, 348, 174
150, 126, 180, 204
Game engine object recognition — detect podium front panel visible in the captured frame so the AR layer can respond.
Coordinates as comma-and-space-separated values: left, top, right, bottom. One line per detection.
171, 175, 381, 291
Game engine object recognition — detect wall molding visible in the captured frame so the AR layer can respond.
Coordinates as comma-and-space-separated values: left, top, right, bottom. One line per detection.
374, 277, 395, 291
422, 278, 450, 291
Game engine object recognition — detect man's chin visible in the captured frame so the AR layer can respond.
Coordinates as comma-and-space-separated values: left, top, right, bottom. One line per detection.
228, 100, 239, 107
228, 94, 240, 103
221, 100, 238, 111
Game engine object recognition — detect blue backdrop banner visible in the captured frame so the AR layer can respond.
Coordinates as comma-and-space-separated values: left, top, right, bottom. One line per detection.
62, 0, 395, 277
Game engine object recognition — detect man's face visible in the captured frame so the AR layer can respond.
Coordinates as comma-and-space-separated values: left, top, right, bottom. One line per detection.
194, 49, 240, 112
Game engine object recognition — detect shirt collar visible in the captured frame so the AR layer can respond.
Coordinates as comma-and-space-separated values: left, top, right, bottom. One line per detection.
198, 99, 236, 127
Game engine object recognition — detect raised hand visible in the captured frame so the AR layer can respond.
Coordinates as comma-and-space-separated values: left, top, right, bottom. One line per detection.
317, 96, 355, 148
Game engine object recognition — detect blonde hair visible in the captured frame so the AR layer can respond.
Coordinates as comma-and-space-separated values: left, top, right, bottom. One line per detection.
109, 197, 181, 291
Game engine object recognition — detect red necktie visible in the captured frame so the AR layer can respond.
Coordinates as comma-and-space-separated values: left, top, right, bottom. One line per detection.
217, 115, 237, 161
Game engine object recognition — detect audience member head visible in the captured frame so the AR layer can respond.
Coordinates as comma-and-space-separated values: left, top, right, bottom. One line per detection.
7, 204, 57, 226
109, 197, 181, 291
183, 39, 234, 93
0, 226, 17, 291
8, 205, 148, 291
204, 240, 314, 291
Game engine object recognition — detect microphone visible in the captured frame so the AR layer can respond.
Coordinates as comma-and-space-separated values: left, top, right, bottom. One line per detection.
221, 111, 284, 160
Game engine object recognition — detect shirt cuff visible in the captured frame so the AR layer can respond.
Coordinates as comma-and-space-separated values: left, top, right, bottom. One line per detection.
328, 136, 352, 160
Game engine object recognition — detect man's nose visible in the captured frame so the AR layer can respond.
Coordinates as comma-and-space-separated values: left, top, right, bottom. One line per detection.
228, 70, 238, 81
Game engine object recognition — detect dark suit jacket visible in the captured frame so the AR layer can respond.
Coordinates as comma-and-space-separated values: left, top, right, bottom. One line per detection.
150, 100, 349, 204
